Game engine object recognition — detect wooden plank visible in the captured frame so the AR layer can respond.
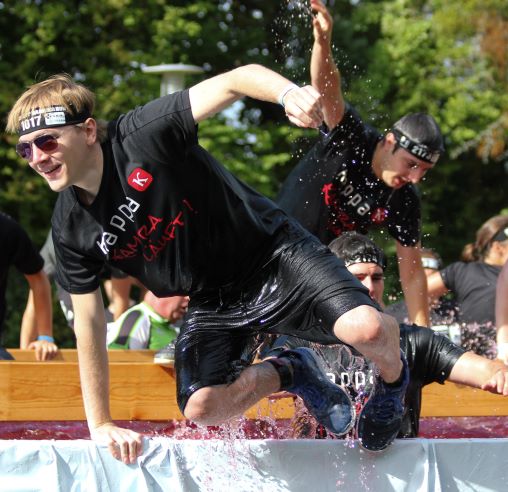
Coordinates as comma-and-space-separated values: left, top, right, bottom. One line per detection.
421, 382, 508, 417
7, 349, 156, 362
0, 361, 294, 421
1, 357, 507, 421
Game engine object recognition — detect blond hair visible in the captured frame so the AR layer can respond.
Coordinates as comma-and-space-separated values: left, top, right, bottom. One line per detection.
6, 73, 96, 134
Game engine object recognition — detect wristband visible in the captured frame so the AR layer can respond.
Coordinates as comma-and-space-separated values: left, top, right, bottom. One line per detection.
277, 83, 299, 108
37, 335, 54, 343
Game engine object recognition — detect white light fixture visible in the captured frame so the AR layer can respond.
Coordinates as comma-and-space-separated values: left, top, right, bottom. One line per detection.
141, 64, 204, 96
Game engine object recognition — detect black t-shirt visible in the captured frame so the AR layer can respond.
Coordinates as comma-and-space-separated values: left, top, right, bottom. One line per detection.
277, 106, 421, 246
0, 212, 44, 336
267, 323, 465, 437
53, 90, 289, 297
440, 262, 500, 325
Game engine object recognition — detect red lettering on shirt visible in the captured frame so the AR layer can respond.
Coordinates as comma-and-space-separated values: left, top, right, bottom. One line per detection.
371, 207, 388, 224
111, 201, 193, 262
321, 182, 357, 237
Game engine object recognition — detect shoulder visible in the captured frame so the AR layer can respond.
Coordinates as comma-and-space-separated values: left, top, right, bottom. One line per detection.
441, 261, 468, 279
329, 105, 381, 143
114, 90, 194, 140
0, 211, 36, 250
0, 211, 24, 234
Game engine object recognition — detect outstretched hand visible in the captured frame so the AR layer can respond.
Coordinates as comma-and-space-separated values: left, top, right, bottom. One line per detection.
311, 0, 333, 44
283, 85, 324, 129
481, 367, 508, 396
90, 422, 144, 464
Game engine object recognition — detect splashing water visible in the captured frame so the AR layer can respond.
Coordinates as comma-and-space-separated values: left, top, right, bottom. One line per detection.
459, 321, 497, 359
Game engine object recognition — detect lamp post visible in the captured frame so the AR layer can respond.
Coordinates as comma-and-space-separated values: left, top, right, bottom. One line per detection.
141, 63, 204, 97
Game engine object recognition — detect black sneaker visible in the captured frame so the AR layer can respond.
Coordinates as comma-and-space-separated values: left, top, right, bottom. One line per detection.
153, 341, 175, 365
357, 352, 409, 452
279, 347, 355, 436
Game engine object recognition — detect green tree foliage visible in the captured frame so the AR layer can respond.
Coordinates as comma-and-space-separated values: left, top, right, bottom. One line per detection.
0, 0, 507, 344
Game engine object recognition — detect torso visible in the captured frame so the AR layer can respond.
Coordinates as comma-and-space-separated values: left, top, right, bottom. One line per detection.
52, 90, 289, 297
277, 107, 421, 246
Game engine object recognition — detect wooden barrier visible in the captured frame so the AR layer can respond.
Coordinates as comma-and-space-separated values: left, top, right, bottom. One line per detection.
1, 350, 507, 421
7, 349, 152, 362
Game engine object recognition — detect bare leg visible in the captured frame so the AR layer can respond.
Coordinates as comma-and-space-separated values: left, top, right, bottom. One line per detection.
333, 305, 402, 383
183, 361, 280, 426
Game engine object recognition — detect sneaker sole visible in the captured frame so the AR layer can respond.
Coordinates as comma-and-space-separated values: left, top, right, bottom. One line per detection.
356, 405, 395, 453
290, 347, 356, 436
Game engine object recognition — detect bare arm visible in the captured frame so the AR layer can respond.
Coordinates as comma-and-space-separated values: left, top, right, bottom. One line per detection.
496, 260, 508, 362
310, 0, 345, 129
72, 289, 143, 464
20, 289, 37, 348
20, 270, 57, 360
396, 242, 430, 327
189, 64, 323, 128
426, 269, 449, 300
448, 352, 508, 396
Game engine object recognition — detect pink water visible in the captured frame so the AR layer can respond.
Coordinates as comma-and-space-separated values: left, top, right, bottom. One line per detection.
1, 417, 506, 440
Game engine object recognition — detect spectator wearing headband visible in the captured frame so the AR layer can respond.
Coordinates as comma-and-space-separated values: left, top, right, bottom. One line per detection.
427, 214, 508, 357
277, 0, 444, 329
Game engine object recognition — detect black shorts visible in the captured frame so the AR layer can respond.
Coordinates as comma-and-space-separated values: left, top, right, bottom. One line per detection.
175, 222, 376, 411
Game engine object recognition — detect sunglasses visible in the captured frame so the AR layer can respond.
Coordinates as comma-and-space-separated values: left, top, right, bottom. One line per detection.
16, 134, 59, 161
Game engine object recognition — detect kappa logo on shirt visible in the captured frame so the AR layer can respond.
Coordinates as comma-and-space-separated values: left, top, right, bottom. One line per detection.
128, 167, 153, 192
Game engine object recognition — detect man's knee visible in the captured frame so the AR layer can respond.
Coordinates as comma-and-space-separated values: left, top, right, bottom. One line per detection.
334, 305, 392, 346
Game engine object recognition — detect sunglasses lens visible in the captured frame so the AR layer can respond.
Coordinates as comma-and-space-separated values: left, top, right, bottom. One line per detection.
35, 135, 58, 152
15, 135, 58, 161
15, 142, 31, 160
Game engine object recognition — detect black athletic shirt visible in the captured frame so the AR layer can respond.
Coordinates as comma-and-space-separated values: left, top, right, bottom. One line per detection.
440, 262, 500, 325
267, 323, 465, 437
0, 212, 44, 337
277, 106, 421, 246
53, 90, 289, 297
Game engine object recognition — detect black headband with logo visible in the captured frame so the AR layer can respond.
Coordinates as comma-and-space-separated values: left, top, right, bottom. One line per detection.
421, 257, 441, 270
18, 105, 91, 136
344, 253, 387, 270
390, 128, 442, 164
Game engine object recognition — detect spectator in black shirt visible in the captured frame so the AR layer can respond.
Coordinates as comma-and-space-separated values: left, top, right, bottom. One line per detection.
0, 212, 57, 360
428, 214, 508, 357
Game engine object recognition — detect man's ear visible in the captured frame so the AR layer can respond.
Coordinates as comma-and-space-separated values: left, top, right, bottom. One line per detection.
83, 117, 98, 145
385, 131, 397, 146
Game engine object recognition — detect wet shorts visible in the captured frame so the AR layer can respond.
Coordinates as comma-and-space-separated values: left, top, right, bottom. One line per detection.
175, 222, 376, 412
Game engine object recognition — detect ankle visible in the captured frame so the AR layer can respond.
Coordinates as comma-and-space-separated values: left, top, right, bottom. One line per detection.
265, 357, 294, 390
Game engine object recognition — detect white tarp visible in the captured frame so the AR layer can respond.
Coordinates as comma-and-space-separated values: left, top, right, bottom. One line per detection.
0, 438, 507, 491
